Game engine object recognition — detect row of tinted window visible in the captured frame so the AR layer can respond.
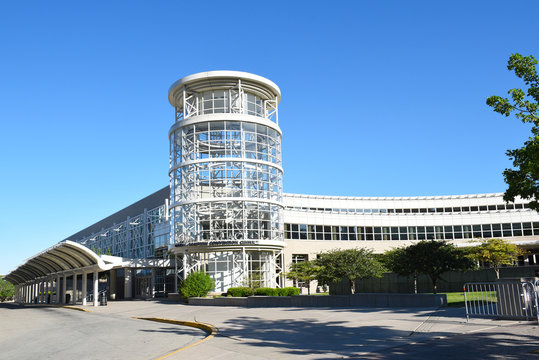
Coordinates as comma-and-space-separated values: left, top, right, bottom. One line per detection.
284, 222, 539, 241
285, 203, 530, 215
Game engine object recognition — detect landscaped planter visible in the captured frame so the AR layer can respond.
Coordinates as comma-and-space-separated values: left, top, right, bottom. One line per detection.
186, 293, 447, 308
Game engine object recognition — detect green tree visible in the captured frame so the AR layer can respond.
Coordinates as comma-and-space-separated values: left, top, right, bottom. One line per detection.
315, 248, 385, 294
382, 247, 420, 294
0, 276, 15, 302
286, 261, 321, 295
401, 241, 474, 294
487, 53, 539, 210
466, 238, 525, 279
179, 271, 215, 298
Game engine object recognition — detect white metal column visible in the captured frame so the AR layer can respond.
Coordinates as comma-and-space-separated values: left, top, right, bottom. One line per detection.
56, 275, 60, 304
72, 274, 77, 305
93, 271, 98, 307
82, 272, 87, 306
45, 279, 49, 304
62, 275, 67, 304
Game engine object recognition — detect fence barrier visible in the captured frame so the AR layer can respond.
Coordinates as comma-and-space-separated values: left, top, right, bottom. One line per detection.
464, 281, 538, 323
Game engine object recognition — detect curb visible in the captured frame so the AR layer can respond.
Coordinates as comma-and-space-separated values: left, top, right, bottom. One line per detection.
135, 317, 218, 359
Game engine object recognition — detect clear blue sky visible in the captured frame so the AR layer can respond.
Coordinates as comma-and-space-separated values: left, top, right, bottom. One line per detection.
1, 1, 538, 274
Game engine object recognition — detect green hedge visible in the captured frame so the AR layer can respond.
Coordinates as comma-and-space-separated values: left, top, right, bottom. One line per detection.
254, 287, 279, 296
277, 287, 300, 296
227, 287, 253, 297
227, 287, 300, 297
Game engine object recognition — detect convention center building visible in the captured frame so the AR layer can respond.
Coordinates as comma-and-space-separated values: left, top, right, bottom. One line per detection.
6, 71, 539, 305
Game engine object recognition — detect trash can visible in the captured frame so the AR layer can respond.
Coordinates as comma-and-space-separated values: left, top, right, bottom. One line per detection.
100, 292, 107, 306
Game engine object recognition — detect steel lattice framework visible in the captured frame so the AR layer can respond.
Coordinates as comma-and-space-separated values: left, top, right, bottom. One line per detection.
71, 204, 170, 259
168, 71, 284, 291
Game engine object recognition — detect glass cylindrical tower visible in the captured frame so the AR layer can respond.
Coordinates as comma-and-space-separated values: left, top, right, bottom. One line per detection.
168, 71, 284, 292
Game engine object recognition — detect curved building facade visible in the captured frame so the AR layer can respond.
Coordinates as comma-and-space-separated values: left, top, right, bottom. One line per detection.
168, 71, 285, 291
7, 71, 539, 301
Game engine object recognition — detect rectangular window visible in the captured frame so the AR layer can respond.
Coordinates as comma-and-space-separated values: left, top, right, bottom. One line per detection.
391, 227, 399, 241
444, 226, 453, 239
299, 224, 307, 239
426, 226, 435, 239
382, 227, 390, 240
399, 227, 407, 240
502, 223, 512, 237
523, 222, 532, 236
463, 225, 472, 239
435, 226, 444, 240
340, 226, 348, 241
533, 222, 539, 235
492, 224, 502, 237
482, 224, 492, 238
417, 226, 426, 240
408, 227, 416, 240
473, 225, 482, 238
454, 225, 462, 239
365, 227, 373, 241
357, 227, 364, 240
324, 226, 331, 240
513, 223, 522, 236
349, 227, 357, 241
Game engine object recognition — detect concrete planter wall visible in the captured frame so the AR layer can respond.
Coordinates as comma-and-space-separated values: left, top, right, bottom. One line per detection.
187, 293, 447, 308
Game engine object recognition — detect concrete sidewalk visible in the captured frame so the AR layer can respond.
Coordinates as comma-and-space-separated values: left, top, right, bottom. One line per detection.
84, 300, 535, 359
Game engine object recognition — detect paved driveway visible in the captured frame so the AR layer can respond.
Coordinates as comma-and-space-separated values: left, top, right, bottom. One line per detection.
2, 301, 537, 359
0, 303, 205, 360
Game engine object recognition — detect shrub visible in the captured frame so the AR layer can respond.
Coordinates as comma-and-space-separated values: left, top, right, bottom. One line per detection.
179, 271, 215, 298
278, 287, 300, 296
254, 287, 279, 296
227, 287, 253, 297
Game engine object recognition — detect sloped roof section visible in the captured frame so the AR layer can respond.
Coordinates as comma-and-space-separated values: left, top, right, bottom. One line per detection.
4, 241, 120, 285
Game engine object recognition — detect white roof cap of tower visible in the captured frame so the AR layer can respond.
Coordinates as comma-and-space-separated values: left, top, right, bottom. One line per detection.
168, 71, 281, 107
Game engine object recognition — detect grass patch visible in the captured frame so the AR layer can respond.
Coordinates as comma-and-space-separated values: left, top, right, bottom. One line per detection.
439, 291, 498, 307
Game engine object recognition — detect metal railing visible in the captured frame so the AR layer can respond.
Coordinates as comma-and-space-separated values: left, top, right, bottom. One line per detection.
464, 281, 539, 323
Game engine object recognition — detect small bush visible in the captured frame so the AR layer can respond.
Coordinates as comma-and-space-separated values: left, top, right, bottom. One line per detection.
227, 287, 253, 297
179, 271, 215, 298
254, 287, 279, 296
278, 287, 300, 296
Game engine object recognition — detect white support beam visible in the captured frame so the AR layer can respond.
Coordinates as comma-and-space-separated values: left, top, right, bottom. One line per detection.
45, 279, 49, 304
93, 271, 98, 307
56, 275, 60, 304
62, 275, 67, 304
72, 274, 77, 305
82, 272, 87, 306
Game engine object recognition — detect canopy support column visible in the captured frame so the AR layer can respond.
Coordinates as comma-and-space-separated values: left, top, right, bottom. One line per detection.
93, 271, 98, 307
45, 279, 49, 304
56, 275, 60, 304
62, 275, 67, 304
82, 272, 87, 306
72, 274, 77, 304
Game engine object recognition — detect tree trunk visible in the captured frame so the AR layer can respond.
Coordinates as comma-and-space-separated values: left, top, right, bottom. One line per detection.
413, 274, 418, 294
494, 268, 500, 280
307, 282, 311, 295
432, 278, 437, 294
349, 279, 355, 294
